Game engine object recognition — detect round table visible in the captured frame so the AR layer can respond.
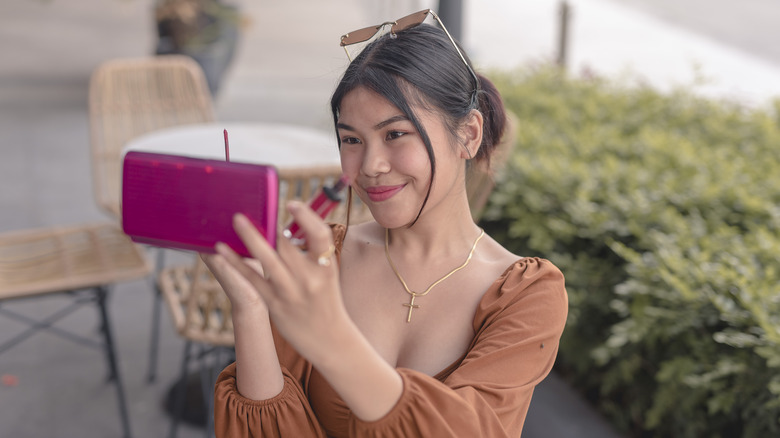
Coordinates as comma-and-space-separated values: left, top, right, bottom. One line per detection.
122, 121, 350, 235
123, 122, 342, 168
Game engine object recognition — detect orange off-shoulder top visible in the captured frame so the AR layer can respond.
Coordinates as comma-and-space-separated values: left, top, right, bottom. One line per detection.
213, 224, 568, 437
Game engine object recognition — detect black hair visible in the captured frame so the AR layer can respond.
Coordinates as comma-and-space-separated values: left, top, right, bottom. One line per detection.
331, 23, 506, 225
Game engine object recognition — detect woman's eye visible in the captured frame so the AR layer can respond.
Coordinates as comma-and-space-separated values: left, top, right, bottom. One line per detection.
386, 130, 406, 141
341, 136, 361, 145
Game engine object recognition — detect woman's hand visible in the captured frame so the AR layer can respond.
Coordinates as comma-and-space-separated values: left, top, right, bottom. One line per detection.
216, 201, 404, 418
201, 250, 269, 316
215, 201, 349, 364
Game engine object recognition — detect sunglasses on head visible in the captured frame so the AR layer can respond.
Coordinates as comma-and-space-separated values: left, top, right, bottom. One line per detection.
339, 9, 479, 93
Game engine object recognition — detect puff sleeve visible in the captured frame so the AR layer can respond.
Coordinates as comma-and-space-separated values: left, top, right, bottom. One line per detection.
213, 363, 327, 437
348, 257, 568, 437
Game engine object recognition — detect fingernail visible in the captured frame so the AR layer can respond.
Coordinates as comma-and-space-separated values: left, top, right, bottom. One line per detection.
215, 242, 229, 255
233, 213, 249, 227
287, 201, 303, 213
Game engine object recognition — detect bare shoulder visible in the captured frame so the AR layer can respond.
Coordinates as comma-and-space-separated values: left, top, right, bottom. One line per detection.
480, 231, 523, 269
340, 221, 384, 259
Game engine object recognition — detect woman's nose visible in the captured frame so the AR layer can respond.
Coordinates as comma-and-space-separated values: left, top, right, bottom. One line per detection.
360, 142, 391, 177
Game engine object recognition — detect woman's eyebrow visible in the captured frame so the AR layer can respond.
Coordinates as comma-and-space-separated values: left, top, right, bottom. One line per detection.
337, 115, 409, 132
374, 115, 409, 130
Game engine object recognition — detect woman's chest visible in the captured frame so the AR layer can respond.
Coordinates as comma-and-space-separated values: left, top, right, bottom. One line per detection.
338, 257, 488, 377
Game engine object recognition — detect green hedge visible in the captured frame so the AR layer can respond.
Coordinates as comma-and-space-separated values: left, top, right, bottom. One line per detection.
482, 67, 780, 437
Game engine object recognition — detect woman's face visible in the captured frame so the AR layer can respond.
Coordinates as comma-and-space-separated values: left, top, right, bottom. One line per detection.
337, 86, 465, 228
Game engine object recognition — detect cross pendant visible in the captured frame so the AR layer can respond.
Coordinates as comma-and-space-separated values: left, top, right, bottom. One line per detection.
403, 294, 420, 323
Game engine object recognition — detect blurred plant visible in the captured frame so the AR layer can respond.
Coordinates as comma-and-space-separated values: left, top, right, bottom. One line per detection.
154, 0, 244, 51
154, 0, 246, 94
482, 66, 780, 437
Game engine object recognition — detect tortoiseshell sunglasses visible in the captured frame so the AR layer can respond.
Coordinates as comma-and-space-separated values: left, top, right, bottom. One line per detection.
339, 9, 479, 91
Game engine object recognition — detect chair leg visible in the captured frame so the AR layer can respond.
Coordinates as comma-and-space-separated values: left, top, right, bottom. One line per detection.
146, 283, 163, 383
0, 298, 88, 355
169, 340, 193, 438
95, 286, 133, 438
200, 345, 216, 438
146, 247, 166, 383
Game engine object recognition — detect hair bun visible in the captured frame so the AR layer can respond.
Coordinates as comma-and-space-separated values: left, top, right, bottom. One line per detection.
475, 73, 507, 164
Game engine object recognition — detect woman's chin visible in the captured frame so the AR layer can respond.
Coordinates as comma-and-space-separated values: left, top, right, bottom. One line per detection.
367, 209, 413, 230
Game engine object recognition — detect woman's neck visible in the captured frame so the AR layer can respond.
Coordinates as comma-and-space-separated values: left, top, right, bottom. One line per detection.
384, 197, 481, 261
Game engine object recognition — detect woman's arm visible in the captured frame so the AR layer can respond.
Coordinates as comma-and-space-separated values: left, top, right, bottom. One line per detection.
216, 203, 403, 421
201, 254, 284, 399
206, 251, 329, 437
308, 311, 404, 421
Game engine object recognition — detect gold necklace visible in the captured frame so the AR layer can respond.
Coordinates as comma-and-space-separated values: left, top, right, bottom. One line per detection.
385, 228, 485, 323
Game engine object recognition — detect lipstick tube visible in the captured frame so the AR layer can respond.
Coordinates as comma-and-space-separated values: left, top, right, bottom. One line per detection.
284, 174, 350, 244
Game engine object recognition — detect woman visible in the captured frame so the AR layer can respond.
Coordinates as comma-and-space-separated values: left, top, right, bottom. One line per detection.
205, 11, 568, 437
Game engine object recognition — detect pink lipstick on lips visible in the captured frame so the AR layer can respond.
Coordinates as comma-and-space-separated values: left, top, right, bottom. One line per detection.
364, 184, 405, 202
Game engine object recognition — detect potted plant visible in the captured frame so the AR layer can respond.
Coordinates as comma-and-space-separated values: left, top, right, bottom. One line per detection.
154, 0, 243, 95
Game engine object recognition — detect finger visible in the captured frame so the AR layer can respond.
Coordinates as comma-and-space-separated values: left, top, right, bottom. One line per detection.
232, 213, 294, 284
201, 252, 234, 283
214, 242, 268, 287
200, 252, 225, 276
285, 201, 335, 266
202, 252, 259, 285
276, 229, 316, 272
205, 249, 265, 274
200, 252, 217, 267
243, 258, 267, 277
232, 213, 276, 259
202, 251, 268, 307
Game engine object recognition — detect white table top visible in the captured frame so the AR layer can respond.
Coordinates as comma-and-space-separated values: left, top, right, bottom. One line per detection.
123, 122, 342, 169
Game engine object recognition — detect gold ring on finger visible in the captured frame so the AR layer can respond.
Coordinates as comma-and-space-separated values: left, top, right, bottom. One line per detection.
316, 244, 336, 267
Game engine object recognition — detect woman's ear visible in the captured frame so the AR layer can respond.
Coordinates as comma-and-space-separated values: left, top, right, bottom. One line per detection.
459, 109, 484, 160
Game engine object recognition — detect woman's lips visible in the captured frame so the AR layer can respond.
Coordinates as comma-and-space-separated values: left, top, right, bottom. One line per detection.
364, 184, 405, 202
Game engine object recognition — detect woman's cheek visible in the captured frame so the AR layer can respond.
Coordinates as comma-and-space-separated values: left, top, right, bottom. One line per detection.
396, 150, 432, 180
339, 149, 362, 180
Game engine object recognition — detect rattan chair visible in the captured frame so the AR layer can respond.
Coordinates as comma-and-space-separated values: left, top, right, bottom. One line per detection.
88, 54, 216, 383
276, 165, 373, 226
88, 54, 216, 219
0, 223, 151, 438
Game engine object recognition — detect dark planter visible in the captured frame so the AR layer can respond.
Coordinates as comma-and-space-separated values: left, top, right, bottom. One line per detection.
155, 0, 240, 96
